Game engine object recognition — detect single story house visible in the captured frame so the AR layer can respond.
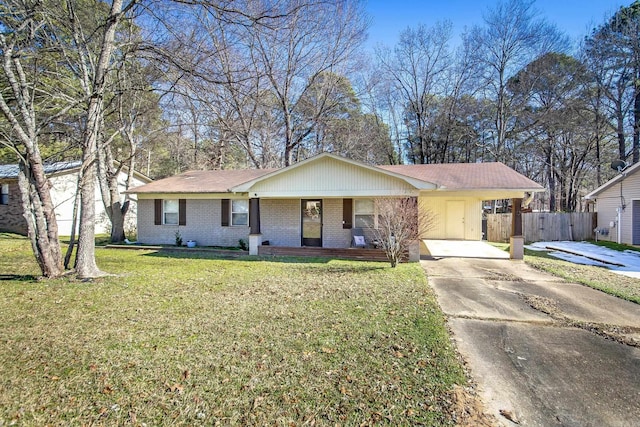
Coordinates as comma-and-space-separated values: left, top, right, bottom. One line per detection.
127, 153, 543, 258
585, 161, 640, 245
0, 161, 151, 236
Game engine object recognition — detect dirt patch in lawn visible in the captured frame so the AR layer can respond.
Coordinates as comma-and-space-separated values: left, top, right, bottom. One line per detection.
448, 385, 497, 426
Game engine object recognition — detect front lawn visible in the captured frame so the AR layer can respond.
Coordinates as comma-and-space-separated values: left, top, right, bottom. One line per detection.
524, 248, 640, 304
0, 235, 465, 425
489, 241, 640, 304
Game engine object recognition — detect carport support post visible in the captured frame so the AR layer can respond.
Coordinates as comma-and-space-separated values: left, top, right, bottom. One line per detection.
510, 198, 524, 260
249, 198, 262, 255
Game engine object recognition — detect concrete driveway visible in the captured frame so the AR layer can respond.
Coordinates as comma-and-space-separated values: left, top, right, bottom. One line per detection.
422, 256, 640, 426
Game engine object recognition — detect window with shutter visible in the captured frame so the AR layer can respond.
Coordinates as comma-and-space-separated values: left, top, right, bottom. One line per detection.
221, 199, 230, 226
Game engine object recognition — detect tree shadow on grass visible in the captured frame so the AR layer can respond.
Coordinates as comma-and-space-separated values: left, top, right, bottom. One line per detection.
0, 274, 39, 282
140, 250, 389, 271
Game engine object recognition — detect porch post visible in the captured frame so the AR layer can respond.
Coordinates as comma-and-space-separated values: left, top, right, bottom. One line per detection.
249, 198, 262, 255
510, 198, 524, 260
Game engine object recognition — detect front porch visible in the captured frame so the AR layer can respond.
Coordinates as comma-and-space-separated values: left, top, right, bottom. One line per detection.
258, 245, 390, 262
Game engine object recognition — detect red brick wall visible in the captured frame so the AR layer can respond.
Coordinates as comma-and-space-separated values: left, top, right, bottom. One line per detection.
0, 180, 27, 234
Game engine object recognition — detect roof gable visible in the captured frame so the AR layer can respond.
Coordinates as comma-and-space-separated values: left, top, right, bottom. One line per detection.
585, 162, 640, 199
231, 153, 435, 197
230, 153, 436, 197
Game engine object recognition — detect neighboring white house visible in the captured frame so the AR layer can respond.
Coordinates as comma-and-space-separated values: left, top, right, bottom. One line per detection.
585, 161, 640, 245
0, 161, 152, 236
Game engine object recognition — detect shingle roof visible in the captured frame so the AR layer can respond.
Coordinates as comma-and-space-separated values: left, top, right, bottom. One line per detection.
0, 161, 82, 179
127, 159, 542, 195
127, 169, 277, 193
379, 162, 543, 191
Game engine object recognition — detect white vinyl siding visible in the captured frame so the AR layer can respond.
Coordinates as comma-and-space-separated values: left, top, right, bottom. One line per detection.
592, 173, 640, 245
419, 195, 482, 241
248, 156, 418, 197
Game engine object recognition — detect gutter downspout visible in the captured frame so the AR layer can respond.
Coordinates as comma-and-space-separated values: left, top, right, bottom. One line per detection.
617, 206, 623, 244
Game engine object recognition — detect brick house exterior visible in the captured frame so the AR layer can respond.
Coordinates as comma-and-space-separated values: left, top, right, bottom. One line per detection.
128, 154, 543, 258
0, 180, 26, 234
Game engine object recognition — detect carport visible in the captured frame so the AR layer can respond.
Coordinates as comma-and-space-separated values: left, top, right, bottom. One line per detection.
422, 240, 510, 259
381, 163, 545, 260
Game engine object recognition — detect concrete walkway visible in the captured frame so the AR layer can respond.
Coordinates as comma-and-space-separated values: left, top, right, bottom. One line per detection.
423, 257, 640, 426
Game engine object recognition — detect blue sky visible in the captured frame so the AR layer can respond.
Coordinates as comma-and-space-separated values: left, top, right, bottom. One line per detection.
365, 0, 626, 50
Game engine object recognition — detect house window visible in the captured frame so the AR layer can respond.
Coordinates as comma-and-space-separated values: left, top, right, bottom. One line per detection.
231, 199, 249, 226
1, 184, 8, 205
354, 199, 375, 228
163, 199, 179, 225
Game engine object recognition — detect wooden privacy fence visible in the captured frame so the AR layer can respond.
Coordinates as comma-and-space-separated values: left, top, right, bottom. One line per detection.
486, 212, 597, 243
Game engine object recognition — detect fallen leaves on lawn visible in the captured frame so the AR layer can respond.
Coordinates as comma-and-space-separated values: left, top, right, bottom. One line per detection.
165, 382, 184, 393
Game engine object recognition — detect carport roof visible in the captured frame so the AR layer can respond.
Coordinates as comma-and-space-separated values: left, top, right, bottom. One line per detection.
379, 162, 544, 191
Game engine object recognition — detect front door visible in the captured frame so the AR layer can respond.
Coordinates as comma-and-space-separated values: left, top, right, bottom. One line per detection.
446, 200, 465, 239
301, 199, 322, 247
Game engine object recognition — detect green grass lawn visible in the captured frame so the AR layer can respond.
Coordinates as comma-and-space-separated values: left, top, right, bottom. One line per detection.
491, 241, 640, 304
0, 234, 465, 425
524, 248, 640, 304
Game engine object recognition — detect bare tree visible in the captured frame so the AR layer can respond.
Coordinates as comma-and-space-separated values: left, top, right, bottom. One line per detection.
144, 0, 368, 169
585, 1, 640, 164
65, 0, 139, 277
470, 0, 567, 163
508, 53, 596, 211
371, 197, 436, 268
376, 22, 452, 164
248, 0, 368, 165
0, 1, 73, 278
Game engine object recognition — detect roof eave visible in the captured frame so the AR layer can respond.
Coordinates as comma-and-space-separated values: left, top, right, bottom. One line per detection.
585, 162, 640, 199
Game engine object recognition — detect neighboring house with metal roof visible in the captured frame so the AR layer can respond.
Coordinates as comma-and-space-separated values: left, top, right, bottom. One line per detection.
585, 161, 640, 245
127, 153, 543, 258
0, 162, 152, 236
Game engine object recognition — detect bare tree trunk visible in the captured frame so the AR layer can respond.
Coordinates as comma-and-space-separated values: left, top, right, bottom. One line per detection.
17, 164, 63, 277
0, 29, 63, 278
64, 173, 82, 270
76, 109, 103, 278
75, 0, 130, 278
634, 86, 640, 163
